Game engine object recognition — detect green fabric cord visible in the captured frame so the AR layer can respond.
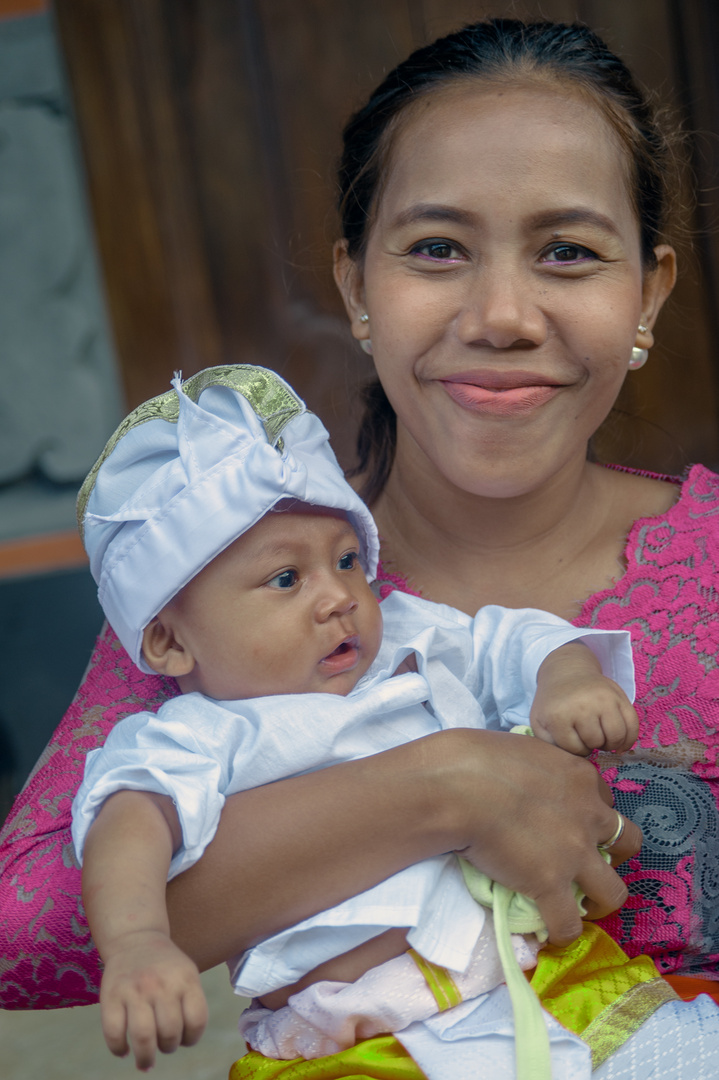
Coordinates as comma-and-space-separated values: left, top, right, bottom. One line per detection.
458, 726, 605, 1079
493, 881, 553, 1080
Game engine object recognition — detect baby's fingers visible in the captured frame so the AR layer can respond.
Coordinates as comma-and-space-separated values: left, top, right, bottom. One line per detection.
616, 702, 639, 751
153, 984, 208, 1056
154, 996, 186, 1056
594, 712, 630, 752
125, 999, 162, 1072
597, 702, 639, 753
533, 720, 593, 756
180, 984, 209, 1047
100, 998, 130, 1060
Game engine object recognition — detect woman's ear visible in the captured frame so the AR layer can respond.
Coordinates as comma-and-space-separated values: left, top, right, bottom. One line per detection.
639, 245, 677, 345
333, 240, 371, 346
141, 615, 196, 678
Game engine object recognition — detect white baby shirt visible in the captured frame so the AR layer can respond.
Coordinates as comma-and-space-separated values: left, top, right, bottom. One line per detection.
72, 591, 633, 997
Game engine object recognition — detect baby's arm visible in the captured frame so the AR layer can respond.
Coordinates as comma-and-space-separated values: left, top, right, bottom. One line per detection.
530, 642, 638, 756
82, 789, 208, 1071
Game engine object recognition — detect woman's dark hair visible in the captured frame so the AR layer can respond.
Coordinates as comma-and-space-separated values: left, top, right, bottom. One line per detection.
339, 18, 679, 504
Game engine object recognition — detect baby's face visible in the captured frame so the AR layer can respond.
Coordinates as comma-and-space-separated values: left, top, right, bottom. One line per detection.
159, 507, 383, 700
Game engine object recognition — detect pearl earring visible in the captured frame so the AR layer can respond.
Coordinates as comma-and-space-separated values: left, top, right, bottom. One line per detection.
629, 323, 649, 370
358, 313, 372, 353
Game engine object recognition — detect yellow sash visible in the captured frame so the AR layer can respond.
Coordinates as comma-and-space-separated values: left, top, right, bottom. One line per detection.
229, 1034, 426, 1080
531, 922, 678, 1068
229, 923, 677, 1078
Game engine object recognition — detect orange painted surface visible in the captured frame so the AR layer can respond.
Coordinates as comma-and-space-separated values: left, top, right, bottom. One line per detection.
664, 974, 719, 1005
0, 0, 48, 17
0, 530, 88, 579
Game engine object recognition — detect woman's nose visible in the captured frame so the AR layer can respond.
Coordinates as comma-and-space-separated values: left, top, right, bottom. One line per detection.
456, 267, 547, 350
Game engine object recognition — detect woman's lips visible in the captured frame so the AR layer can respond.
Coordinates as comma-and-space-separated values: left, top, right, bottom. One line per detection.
440, 377, 561, 416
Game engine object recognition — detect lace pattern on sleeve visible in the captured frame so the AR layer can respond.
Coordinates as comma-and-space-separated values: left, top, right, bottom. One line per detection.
379, 464, 719, 980
0, 623, 178, 1008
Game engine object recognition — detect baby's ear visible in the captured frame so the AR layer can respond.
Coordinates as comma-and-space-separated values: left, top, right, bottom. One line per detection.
142, 616, 196, 677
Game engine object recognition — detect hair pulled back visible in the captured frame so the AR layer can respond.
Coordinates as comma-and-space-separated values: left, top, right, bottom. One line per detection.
339, 18, 677, 503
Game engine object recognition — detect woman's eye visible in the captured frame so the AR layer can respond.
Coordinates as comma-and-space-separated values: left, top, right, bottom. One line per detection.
337, 552, 358, 571
267, 569, 298, 590
542, 242, 597, 265
410, 239, 464, 262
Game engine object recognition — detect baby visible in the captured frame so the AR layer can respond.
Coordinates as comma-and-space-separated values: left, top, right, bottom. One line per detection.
72, 365, 639, 1076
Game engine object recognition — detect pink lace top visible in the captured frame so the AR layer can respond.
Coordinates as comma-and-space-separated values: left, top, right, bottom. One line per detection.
3, 464, 719, 1008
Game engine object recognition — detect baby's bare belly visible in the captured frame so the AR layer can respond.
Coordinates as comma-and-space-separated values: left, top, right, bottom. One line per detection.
258, 927, 411, 1010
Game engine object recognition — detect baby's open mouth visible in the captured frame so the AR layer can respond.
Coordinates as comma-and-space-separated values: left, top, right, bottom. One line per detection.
325, 635, 359, 660
321, 635, 360, 670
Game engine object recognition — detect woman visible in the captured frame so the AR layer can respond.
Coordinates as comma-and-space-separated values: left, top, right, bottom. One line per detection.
2, 16, 719, 1075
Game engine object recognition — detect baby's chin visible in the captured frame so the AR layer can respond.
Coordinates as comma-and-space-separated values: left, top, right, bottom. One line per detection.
180, 671, 368, 702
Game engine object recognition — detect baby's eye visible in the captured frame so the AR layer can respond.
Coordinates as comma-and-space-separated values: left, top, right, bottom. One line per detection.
541, 242, 598, 265
267, 569, 298, 590
337, 552, 359, 571
410, 239, 464, 263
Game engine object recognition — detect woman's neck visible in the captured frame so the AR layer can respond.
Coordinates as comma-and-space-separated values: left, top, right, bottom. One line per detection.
371, 443, 673, 619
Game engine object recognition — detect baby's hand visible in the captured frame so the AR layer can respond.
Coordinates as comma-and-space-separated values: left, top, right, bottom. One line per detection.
531, 642, 638, 757
99, 930, 208, 1071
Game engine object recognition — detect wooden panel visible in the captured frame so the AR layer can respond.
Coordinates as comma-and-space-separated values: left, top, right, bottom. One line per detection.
159, 1, 282, 365
250, 0, 418, 461
54, 0, 224, 409
0, 0, 47, 15
579, 0, 719, 470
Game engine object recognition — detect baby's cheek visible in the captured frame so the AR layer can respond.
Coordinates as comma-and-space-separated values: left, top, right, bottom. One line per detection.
368, 605, 384, 661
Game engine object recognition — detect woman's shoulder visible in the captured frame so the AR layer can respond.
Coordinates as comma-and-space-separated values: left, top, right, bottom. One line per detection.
604, 461, 719, 534
577, 463, 719, 627
596, 460, 681, 515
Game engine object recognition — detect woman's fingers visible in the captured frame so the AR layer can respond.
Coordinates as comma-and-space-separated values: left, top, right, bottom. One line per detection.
605, 813, 642, 868
532, 884, 586, 946
444, 730, 641, 944
581, 811, 642, 921
529, 816, 636, 943
575, 852, 630, 923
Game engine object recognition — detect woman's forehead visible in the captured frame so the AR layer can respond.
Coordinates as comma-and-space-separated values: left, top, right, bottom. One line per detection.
374, 81, 634, 230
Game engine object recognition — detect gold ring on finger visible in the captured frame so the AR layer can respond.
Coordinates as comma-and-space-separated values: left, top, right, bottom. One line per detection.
598, 810, 625, 853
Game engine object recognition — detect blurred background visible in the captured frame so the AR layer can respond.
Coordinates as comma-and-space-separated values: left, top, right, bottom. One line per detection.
1, 0, 719, 871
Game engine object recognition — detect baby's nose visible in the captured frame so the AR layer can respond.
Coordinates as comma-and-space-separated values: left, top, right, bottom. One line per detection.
316, 580, 359, 619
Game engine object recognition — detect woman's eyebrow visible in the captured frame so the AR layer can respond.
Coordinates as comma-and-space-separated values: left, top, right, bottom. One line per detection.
389, 203, 476, 229
528, 208, 621, 236
388, 204, 620, 238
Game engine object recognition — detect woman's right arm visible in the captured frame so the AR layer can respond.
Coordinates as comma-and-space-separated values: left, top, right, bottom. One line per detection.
0, 624, 638, 1010
166, 726, 640, 970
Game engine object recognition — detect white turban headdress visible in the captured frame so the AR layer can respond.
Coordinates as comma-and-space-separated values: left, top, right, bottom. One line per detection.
78, 365, 379, 672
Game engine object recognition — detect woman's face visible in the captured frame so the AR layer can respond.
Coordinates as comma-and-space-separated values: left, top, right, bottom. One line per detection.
336, 82, 675, 500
